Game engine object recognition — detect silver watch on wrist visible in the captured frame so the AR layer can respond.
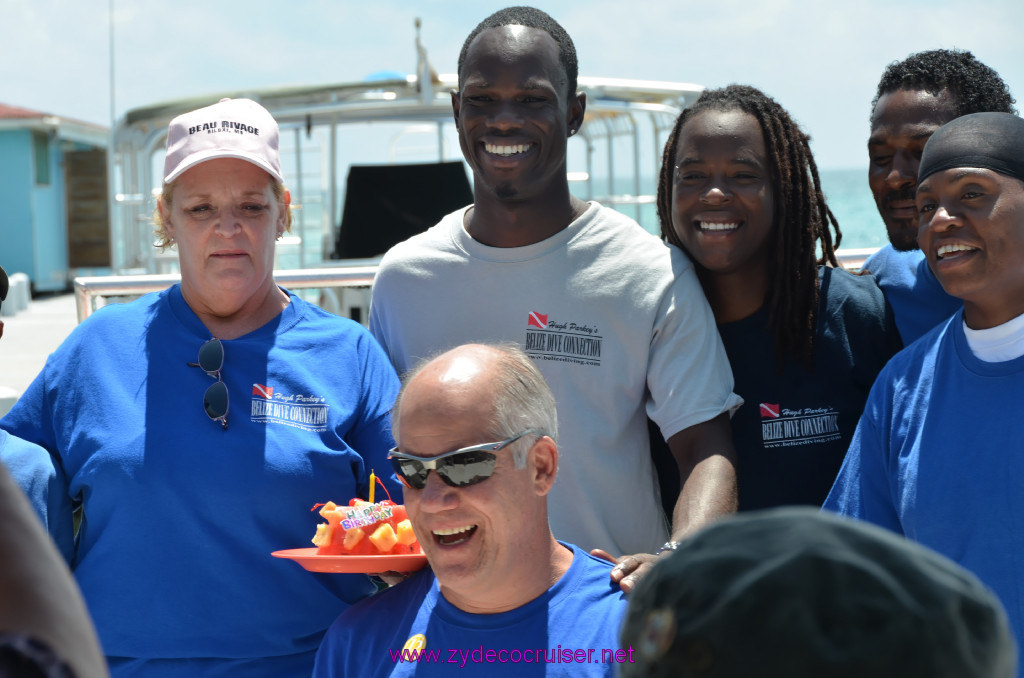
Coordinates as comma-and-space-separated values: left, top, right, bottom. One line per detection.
656, 540, 680, 555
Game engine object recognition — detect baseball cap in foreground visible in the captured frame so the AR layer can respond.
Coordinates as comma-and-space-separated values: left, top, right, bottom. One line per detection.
163, 98, 283, 184
620, 507, 1016, 678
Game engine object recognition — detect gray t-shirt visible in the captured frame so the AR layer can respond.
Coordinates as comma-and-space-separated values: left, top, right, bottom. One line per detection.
370, 203, 741, 555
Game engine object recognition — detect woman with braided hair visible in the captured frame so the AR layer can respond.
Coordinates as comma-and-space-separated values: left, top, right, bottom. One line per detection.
657, 84, 902, 510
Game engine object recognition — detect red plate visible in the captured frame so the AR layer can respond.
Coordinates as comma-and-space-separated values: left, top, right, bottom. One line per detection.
272, 548, 428, 574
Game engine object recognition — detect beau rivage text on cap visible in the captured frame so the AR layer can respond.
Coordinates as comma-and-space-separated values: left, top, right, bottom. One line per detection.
162, 98, 283, 185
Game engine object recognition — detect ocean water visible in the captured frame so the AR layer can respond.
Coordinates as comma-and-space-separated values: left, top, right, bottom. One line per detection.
817, 168, 889, 252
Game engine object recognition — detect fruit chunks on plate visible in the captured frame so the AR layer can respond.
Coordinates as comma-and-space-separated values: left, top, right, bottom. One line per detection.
312, 499, 421, 556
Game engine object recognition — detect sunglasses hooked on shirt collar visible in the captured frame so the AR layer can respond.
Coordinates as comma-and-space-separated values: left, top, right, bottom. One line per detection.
388, 428, 545, 489
188, 338, 229, 430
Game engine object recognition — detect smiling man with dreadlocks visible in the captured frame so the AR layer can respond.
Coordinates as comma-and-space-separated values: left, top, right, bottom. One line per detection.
657, 84, 902, 510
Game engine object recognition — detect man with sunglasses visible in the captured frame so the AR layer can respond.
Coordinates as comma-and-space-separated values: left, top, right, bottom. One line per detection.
314, 344, 630, 678
369, 6, 741, 592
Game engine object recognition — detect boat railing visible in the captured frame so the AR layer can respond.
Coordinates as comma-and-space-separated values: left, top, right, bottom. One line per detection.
74, 265, 379, 324
75, 249, 876, 324
834, 247, 874, 272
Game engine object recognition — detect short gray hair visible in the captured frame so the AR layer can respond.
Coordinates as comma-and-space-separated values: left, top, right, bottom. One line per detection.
392, 343, 557, 469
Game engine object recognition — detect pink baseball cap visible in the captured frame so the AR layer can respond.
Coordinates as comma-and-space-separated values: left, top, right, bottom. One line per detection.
162, 98, 283, 184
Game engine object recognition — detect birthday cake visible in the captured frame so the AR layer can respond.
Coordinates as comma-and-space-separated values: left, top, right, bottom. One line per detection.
311, 499, 421, 556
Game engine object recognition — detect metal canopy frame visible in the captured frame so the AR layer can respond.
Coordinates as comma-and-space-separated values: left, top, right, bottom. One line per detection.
109, 63, 702, 273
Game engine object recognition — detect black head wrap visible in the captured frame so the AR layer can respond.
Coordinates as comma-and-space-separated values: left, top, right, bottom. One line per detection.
919, 112, 1024, 184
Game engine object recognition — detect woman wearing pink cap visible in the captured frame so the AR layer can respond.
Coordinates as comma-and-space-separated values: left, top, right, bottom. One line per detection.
0, 98, 402, 677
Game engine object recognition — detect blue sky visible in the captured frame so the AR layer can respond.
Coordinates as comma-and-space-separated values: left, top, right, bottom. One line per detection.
2, 0, 1022, 169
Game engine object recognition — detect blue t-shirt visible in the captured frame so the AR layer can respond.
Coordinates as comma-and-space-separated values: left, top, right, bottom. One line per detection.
313, 543, 630, 677
862, 244, 961, 345
0, 285, 401, 677
824, 313, 1024, 673
720, 267, 901, 510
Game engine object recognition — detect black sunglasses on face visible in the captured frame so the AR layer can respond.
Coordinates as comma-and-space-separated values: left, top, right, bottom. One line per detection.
188, 338, 228, 430
388, 428, 544, 489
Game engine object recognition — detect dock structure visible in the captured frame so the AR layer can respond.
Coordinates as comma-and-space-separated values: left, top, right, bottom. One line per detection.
0, 103, 109, 294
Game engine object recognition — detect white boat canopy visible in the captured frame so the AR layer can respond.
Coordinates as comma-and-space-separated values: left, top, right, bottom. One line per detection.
108, 32, 701, 275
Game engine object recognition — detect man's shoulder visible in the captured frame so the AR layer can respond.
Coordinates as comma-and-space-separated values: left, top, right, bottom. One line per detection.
863, 244, 923, 280
557, 543, 628, 606
862, 243, 895, 270
585, 203, 645, 229
566, 542, 616, 575
876, 315, 956, 386
577, 205, 666, 250
822, 266, 888, 313
563, 207, 689, 293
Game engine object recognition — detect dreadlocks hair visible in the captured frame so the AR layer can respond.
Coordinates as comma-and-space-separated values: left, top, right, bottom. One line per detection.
656, 84, 841, 371
871, 49, 1017, 120
457, 6, 579, 97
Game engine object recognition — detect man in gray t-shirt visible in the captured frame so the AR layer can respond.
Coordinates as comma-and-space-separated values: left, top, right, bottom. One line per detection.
369, 7, 741, 592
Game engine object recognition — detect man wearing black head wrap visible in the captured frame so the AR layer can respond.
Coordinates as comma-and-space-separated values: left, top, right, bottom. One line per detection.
826, 110, 1024, 677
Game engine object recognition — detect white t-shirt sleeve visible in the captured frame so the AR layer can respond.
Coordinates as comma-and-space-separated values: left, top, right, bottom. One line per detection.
646, 249, 743, 440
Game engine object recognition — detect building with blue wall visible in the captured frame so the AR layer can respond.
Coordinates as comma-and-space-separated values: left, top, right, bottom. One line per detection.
0, 104, 108, 293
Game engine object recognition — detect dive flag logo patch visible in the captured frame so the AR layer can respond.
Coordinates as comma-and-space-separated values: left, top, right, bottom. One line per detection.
252, 384, 274, 399
527, 311, 548, 329
760, 403, 780, 418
